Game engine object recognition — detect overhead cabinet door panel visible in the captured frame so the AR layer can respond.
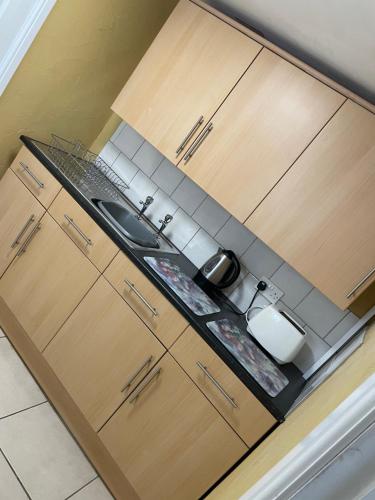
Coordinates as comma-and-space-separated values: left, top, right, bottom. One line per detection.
246, 101, 375, 309
112, 0, 261, 163
181, 49, 345, 222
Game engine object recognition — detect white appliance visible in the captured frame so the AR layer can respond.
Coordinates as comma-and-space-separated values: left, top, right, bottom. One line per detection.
246, 305, 306, 364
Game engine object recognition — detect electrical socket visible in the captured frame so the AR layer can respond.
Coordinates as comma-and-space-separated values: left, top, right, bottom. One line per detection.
259, 276, 284, 304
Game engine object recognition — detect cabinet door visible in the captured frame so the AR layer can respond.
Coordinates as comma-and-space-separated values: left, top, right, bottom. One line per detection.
99, 354, 247, 500
171, 326, 276, 447
0, 170, 45, 277
181, 49, 345, 222
10, 146, 61, 209
0, 213, 99, 350
112, 0, 261, 163
49, 189, 119, 272
44, 277, 166, 431
246, 101, 375, 310
105, 252, 188, 348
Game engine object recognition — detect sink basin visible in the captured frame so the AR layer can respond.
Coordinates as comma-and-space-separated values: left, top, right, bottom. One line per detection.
96, 200, 160, 249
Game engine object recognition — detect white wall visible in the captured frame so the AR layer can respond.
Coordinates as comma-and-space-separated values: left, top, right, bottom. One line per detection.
205, 0, 375, 103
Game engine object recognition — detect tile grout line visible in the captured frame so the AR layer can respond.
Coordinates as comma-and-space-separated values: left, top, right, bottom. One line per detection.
0, 400, 48, 422
64, 475, 99, 500
323, 311, 350, 340
0, 448, 32, 500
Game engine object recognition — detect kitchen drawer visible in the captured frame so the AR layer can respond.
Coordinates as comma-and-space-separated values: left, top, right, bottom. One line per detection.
171, 326, 276, 447
49, 189, 119, 272
10, 146, 61, 209
105, 252, 188, 348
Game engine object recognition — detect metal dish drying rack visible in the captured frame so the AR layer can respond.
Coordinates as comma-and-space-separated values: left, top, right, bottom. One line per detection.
48, 134, 129, 201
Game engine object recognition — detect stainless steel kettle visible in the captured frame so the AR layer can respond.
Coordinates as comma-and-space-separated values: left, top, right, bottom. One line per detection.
199, 248, 241, 289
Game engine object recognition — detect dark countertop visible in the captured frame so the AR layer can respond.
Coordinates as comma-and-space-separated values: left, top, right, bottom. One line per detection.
20, 135, 305, 421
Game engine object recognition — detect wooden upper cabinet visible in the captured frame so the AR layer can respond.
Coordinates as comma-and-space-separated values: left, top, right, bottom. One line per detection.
111, 0, 261, 164
0, 213, 99, 350
246, 101, 375, 309
44, 277, 165, 431
49, 189, 118, 272
181, 49, 345, 222
0, 170, 45, 277
99, 353, 247, 500
10, 146, 61, 209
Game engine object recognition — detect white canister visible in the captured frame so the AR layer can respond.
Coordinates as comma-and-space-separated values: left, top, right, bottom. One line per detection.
246, 305, 306, 364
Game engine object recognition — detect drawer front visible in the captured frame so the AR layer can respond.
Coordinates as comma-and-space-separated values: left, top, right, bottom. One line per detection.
11, 146, 61, 208
171, 326, 276, 447
105, 252, 188, 348
49, 189, 119, 272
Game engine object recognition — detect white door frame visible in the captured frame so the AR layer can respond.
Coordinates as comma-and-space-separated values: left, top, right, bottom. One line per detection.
0, 0, 57, 96
241, 373, 375, 500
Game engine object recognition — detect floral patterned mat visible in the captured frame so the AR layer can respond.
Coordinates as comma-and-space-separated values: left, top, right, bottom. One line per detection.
206, 318, 289, 397
144, 257, 220, 316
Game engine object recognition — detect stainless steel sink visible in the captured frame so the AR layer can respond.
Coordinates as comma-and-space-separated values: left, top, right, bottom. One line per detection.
95, 199, 178, 254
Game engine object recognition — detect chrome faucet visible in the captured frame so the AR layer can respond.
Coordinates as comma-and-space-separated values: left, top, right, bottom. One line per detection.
138, 196, 154, 219
157, 214, 173, 237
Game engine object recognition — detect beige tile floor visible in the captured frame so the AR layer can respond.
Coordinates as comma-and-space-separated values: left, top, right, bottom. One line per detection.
0, 327, 113, 500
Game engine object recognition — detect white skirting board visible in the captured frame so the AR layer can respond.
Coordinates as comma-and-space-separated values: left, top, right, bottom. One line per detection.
240, 373, 375, 500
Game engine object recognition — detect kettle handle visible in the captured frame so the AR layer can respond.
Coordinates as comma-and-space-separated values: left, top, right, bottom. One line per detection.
217, 250, 241, 289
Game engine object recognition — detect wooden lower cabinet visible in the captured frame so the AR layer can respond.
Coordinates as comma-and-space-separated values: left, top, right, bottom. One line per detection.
0, 212, 99, 350
105, 252, 188, 348
44, 277, 166, 431
171, 327, 276, 447
0, 169, 45, 277
10, 146, 61, 209
99, 353, 247, 500
49, 189, 119, 272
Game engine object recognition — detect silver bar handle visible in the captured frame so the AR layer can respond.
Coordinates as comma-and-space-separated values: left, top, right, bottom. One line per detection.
64, 215, 93, 246
124, 279, 159, 317
176, 115, 204, 156
346, 267, 375, 298
121, 356, 154, 393
128, 368, 162, 404
197, 361, 238, 409
19, 162, 45, 189
11, 215, 35, 248
183, 123, 213, 164
16, 222, 42, 257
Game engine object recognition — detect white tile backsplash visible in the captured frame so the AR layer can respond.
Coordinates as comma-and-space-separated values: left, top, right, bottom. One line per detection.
146, 189, 179, 226
293, 326, 330, 373
99, 142, 120, 167
183, 228, 219, 269
171, 176, 207, 215
133, 141, 164, 176
164, 208, 200, 250
325, 312, 359, 346
295, 288, 346, 338
112, 124, 144, 159
215, 216, 257, 256
151, 158, 185, 195
271, 263, 314, 309
103, 122, 361, 374
126, 170, 158, 206
192, 196, 231, 237
241, 238, 284, 279
111, 153, 139, 185
225, 273, 258, 313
